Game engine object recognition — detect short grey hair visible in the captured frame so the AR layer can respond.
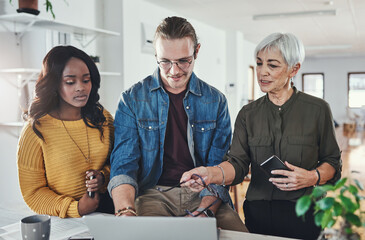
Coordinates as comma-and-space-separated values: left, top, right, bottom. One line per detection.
254, 33, 305, 68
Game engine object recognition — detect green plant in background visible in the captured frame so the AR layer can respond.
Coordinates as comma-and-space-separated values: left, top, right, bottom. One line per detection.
9, 0, 55, 19
43, 0, 54, 19
296, 177, 365, 239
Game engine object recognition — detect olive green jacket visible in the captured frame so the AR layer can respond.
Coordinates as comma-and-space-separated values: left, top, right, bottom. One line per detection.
226, 87, 342, 201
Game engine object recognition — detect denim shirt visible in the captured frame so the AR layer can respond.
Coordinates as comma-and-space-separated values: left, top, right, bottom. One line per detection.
108, 68, 232, 202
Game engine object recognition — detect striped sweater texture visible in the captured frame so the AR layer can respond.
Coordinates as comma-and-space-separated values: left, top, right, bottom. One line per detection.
17, 110, 114, 218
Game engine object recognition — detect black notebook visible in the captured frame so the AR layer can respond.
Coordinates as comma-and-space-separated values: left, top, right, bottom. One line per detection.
260, 155, 290, 178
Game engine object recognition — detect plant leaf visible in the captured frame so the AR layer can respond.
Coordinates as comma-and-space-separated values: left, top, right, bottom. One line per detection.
314, 211, 324, 227
334, 178, 347, 190
348, 184, 358, 195
296, 195, 311, 216
345, 227, 353, 234
312, 187, 327, 198
327, 218, 336, 228
317, 197, 335, 210
339, 195, 358, 213
44, 1, 55, 19
332, 201, 343, 216
321, 210, 333, 229
345, 213, 362, 227
317, 184, 334, 192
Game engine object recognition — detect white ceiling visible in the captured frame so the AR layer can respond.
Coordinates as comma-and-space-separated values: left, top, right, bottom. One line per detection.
144, 0, 365, 58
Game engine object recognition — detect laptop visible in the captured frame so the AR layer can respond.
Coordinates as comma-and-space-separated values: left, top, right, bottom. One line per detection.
83, 215, 218, 240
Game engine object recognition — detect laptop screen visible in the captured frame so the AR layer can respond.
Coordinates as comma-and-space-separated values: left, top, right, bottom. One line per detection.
83, 215, 218, 240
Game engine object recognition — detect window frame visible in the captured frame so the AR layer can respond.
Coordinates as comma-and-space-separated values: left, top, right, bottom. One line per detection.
302, 73, 325, 99
347, 72, 365, 109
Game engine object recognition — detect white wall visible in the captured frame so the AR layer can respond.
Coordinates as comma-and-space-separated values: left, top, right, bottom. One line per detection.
0, 0, 261, 208
108, 0, 228, 93
224, 31, 257, 123
0, 0, 101, 206
297, 56, 365, 123
102, 0, 256, 122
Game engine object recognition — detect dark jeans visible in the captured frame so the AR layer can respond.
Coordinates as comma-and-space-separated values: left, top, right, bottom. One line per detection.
95, 192, 114, 214
243, 200, 321, 240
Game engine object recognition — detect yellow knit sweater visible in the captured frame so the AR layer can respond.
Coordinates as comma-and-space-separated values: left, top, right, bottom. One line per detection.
17, 110, 114, 218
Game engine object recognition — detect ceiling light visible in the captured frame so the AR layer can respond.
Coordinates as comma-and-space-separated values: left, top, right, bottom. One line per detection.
253, 10, 337, 20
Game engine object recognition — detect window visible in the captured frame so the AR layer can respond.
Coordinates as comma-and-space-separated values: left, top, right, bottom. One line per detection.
348, 72, 365, 108
302, 73, 324, 99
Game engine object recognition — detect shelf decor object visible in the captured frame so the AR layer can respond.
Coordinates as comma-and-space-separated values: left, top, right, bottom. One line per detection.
9, 0, 55, 18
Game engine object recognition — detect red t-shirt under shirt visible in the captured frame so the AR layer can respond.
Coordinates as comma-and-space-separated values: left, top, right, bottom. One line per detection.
157, 89, 194, 186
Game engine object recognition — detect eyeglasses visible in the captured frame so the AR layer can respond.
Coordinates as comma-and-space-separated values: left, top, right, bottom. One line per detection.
156, 55, 194, 71
156, 174, 220, 217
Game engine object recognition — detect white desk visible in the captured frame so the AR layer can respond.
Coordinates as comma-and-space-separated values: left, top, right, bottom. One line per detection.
219, 229, 295, 239
1, 206, 294, 240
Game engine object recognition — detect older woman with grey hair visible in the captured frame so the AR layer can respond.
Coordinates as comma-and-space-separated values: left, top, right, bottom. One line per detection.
181, 32, 341, 239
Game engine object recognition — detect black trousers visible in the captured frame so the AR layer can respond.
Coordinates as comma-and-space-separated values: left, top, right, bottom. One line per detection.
243, 200, 321, 240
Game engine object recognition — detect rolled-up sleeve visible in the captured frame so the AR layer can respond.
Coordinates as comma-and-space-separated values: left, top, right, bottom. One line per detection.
318, 102, 342, 184
108, 92, 141, 197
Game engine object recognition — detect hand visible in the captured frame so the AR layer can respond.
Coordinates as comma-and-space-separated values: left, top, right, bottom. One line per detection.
86, 170, 104, 193
270, 162, 317, 191
180, 167, 210, 192
78, 192, 100, 216
185, 211, 207, 218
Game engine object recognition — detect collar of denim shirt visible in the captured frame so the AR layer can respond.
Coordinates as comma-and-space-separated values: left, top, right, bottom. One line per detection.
149, 68, 202, 97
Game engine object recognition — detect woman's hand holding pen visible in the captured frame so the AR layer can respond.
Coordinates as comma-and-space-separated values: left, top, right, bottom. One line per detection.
85, 170, 104, 193
78, 192, 100, 216
77, 170, 104, 216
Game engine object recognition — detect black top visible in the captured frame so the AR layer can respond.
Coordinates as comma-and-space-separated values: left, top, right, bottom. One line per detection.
226, 87, 342, 201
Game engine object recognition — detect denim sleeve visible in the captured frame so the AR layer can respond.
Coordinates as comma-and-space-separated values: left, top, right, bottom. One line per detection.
206, 95, 232, 166
108, 92, 141, 196
200, 94, 232, 203
199, 184, 230, 203
108, 174, 138, 197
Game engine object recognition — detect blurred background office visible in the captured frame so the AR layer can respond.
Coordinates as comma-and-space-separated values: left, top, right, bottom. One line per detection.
1, 0, 364, 225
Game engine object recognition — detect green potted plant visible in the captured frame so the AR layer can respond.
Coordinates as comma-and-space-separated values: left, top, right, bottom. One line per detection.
296, 177, 365, 239
9, 0, 55, 19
